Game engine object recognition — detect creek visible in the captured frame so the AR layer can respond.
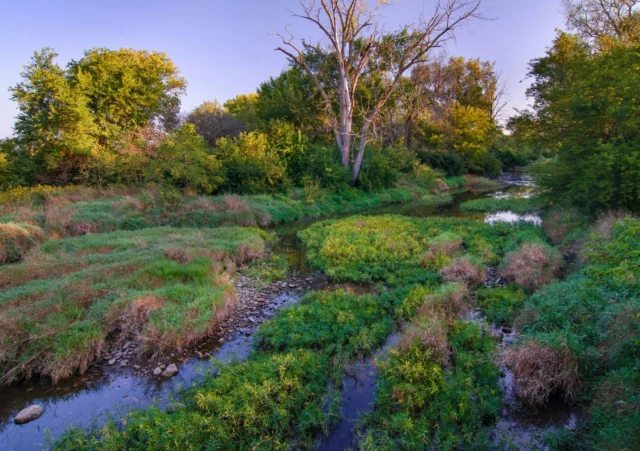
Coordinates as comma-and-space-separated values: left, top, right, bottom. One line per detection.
0, 173, 552, 450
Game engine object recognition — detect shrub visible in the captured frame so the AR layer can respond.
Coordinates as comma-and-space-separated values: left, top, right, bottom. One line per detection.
216, 131, 289, 194
357, 148, 400, 191
286, 144, 350, 190
541, 206, 587, 244
500, 242, 563, 292
417, 149, 464, 176
460, 197, 542, 213
0, 222, 43, 264
440, 257, 485, 287
477, 285, 526, 325
500, 340, 579, 405
398, 314, 449, 365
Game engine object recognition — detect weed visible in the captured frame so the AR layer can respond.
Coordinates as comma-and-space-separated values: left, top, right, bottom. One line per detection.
500, 242, 563, 292
440, 257, 485, 287
0, 222, 43, 264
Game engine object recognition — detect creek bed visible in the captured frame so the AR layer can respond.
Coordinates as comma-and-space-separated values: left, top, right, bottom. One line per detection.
0, 172, 546, 450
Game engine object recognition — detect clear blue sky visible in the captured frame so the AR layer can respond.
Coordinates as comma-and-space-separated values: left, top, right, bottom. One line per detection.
0, 0, 565, 138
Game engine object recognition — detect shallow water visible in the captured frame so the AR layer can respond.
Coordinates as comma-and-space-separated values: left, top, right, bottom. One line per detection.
0, 172, 544, 450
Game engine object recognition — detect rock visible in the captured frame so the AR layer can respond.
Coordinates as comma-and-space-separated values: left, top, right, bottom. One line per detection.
248, 316, 256, 323
162, 363, 179, 378
133, 364, 141, 370
218, 338, 225, 344
14, 405, 44, 424
153, 367, 162, 376
501, 326, 513, 334
108, 358, 117, 366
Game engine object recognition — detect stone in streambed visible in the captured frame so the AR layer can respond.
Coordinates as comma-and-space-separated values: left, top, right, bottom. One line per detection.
153, 367, 162, 376
162, 363, 179, 378
14, 405, 44, 424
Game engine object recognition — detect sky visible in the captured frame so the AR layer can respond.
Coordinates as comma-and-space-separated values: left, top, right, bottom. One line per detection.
0, 0, 566, 138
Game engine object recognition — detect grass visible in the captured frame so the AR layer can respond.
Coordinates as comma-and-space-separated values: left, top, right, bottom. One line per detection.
459, 196, 543, 213
499, 242, 563, 292
299, 215, 547, 285
0, 227, 265, 383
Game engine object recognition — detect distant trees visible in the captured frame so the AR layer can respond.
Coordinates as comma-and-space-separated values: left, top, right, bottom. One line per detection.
185, 101, 245, 146
276, 0, 483, 182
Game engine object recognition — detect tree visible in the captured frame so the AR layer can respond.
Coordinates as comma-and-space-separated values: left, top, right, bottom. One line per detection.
276, 0, 483, 182
563, 0, 640, 48
224, 93, 259, 129
186, 101, 245, 146
9, 47, 186, 184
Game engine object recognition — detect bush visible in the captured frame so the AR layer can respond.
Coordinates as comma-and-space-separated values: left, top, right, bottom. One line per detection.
357, 148, 400, 191
0, 222, 43, 264
417, 149, 465, 176
216, 132, 289, 194
500, 339, 579, 405
286, 144, 350, 190
477, 285, 526, 325
465, 150, 502, 177
500, 242, 563, 292
541, 206, 588, 245
440, 257, 485, 287
460, 197, 542, 213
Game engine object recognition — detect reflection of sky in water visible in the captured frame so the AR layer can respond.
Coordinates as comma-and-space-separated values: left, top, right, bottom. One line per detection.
485, 211, 542, 226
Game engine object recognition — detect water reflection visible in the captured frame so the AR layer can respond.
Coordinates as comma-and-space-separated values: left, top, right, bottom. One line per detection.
485, 211, 542, 226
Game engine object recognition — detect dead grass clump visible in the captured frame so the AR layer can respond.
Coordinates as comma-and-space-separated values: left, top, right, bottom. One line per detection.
255, 209, 273, 227
223, 194, 248, 212
440, 257, 485, 287
419, 283, 471, 320
500, 340, 578, 405
68, 221, 99, 237
165, 247, 193, 263
500, 243, 562, 292
432, 179, 450, 194
107, 295, 166, 346
0, 222, 43, 264
591, 210, 632, 241
399, 315, 449, 364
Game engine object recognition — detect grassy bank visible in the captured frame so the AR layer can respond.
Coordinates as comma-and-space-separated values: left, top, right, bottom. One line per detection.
459, 196, 544, 213
0, 227, 265, 383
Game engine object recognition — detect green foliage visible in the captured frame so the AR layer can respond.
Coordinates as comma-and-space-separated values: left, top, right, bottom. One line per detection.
459, 197, 543, 213
242, 253, 290, 290
215, 132, 289, 194
288, 145, 350, 190
477, 285, 526, 324
258, 289, 393, 358
357, 148, 400, 191
418, 150, 465, 177
53, 351, 336, 450
300, 215, 546, 285
528, 34, 640, 213
0, 227, 264, 383
358, 320, 501, 450
8, 48, 185, 184
146, 124, 224, 194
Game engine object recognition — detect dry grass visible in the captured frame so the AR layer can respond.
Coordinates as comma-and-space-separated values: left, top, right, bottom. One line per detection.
440, 257, 485, 287
0, 222, 43, 264
500, 340, 579, 405
500, 243, 562, 292
223, 194, 249, 212
419, 283, 471, 320
399, 315, 449, 364
591, 210, 632, 240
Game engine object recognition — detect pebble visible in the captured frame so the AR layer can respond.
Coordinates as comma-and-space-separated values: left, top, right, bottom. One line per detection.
14, 405, 44, 424
108, 358, 117, 366
153, 367, 162, 376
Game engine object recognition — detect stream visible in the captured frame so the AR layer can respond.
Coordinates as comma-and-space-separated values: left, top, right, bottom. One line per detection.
0, 172, 562, 450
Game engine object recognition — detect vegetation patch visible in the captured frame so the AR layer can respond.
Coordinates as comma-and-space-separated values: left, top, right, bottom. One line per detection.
0, 227, 265, 383
0, 222, 43, 264
477, 285, 526, 325
300, 215, 546, 285
459, 196, 543, 213
499, 242, 563, 292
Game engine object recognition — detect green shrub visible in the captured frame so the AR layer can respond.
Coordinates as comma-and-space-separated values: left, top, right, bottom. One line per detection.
418, 150, 465, 177
477, 285, 526, 324
358, 320, 501, 450
460, 197, 543, 213
216, 131, 289, 194
357, 148, 400, 191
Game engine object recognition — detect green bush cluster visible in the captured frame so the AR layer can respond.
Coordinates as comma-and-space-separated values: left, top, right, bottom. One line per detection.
459, 196, 543, 213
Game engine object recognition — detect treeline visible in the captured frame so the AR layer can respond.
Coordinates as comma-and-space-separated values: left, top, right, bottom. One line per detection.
0, 46, 540, 194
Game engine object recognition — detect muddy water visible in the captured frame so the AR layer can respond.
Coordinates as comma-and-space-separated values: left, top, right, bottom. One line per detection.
0, 173, 542, 450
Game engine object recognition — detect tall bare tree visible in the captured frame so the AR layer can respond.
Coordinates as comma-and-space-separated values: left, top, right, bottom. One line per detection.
276, 0, 483, 182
